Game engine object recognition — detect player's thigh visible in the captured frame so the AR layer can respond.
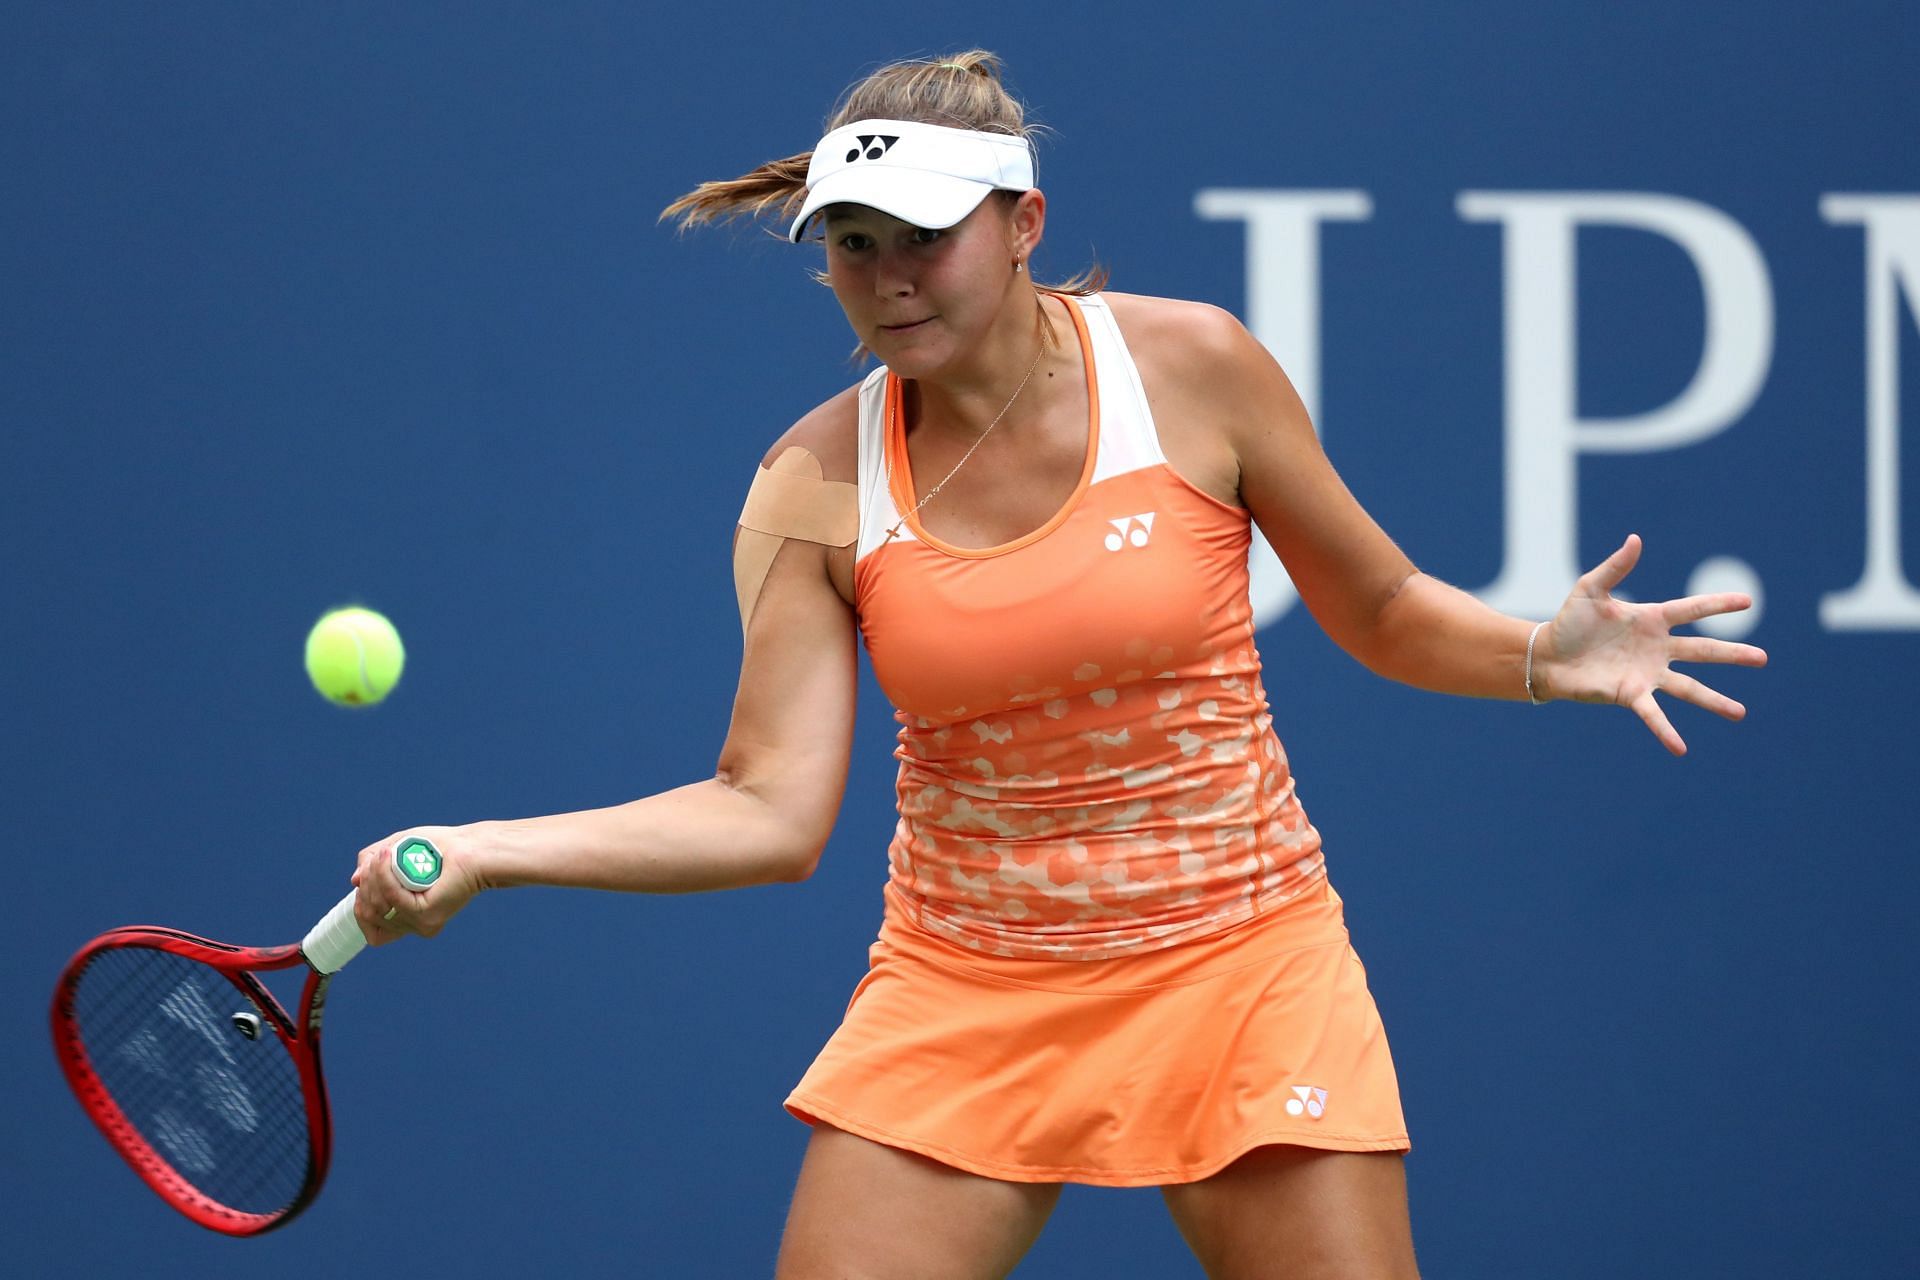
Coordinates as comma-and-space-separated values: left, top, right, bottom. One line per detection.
776, 1122, 1063, 1280
1160, 1145, 1418, 1280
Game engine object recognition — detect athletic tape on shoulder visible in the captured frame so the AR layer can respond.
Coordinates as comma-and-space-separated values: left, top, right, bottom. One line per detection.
733, 446, 857, 632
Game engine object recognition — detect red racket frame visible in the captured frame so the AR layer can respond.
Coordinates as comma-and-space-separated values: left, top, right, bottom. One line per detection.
49, 926, 337, 1236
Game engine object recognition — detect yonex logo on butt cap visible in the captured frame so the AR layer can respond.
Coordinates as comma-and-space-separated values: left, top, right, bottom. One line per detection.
394, 837, 443, 888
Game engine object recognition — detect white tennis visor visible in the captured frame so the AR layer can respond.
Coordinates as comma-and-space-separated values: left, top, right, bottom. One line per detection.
787, 118, 1036, 243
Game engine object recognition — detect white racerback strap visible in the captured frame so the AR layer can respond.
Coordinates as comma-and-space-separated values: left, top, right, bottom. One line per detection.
854, 366, 901, 562
1075, 294, 1168, 485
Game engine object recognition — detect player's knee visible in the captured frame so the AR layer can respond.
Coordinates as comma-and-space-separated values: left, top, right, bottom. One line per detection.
776, 1127, 1060, 1280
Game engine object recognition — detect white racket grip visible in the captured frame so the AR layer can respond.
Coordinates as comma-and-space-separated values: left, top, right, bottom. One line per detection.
303, 889, 368, 975
301, 837, 445, 975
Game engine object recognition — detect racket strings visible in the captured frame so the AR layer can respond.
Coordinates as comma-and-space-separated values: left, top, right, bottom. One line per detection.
70, 947, 312, 1216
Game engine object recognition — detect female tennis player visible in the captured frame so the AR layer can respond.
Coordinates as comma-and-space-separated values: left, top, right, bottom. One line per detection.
350, 52, 1766, 1279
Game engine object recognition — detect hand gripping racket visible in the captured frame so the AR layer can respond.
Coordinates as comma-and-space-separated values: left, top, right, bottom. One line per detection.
49, 835, 445, 1236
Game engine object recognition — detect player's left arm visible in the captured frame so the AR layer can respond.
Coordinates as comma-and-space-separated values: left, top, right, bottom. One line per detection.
1176, 304, 1766, 751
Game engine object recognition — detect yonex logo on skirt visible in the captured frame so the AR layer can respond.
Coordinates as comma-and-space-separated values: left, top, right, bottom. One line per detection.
1285, 1085, 1328, 1119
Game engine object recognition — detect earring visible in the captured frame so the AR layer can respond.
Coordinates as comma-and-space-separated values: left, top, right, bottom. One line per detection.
1013, 258, 1024, 274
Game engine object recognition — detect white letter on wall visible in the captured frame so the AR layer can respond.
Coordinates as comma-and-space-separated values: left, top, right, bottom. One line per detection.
1194, 189, 1373, 629
1818, 195, 1920, 630
1456, 193, 1774, 616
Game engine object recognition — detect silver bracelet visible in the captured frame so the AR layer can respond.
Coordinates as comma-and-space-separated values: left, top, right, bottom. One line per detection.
1524, 621, 1548, 705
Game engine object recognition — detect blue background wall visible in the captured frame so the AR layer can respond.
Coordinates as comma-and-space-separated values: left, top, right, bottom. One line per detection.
5, 3, 1915, 1276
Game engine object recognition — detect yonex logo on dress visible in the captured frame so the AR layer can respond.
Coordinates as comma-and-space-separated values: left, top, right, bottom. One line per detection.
846, 134, 900, 162
1285, 1085, 1328, 1119
1104, 513, 1156, 551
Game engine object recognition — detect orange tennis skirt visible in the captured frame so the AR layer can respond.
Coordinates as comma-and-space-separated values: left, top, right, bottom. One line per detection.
784, 876, 1409, 1187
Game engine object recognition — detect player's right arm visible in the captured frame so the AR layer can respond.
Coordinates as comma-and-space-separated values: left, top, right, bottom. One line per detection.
352, 393, 862, 942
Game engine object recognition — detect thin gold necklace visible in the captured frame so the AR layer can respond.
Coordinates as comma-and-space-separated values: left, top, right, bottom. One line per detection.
887, 339, 1047, 542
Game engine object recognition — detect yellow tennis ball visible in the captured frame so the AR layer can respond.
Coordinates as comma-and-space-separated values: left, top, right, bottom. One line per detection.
304, 607, 405, 706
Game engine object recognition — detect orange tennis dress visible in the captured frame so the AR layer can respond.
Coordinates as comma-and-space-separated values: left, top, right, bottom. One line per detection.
784, 294, 1408, 1185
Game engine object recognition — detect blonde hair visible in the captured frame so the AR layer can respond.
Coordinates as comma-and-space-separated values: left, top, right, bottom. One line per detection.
661, 51, 1109, 327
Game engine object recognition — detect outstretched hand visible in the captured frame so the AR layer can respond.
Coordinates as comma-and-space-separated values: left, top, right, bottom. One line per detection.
1535, 534, 1768, 756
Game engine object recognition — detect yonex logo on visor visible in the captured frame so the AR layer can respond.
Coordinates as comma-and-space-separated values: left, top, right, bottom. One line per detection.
788, 118, 1036, 243
848, 135, 899, 162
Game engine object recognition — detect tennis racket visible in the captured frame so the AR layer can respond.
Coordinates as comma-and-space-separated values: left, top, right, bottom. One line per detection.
49, 835, 445, 1236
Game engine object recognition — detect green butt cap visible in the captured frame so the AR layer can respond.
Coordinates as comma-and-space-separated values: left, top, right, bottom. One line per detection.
394, 836, 444, 890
